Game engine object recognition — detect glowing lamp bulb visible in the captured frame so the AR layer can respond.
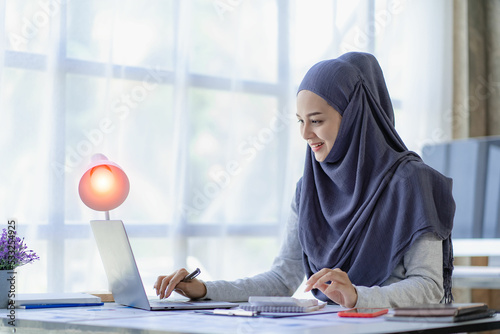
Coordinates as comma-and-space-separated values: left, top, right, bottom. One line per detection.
79, 154, 129, 214
90, 166, 115, 194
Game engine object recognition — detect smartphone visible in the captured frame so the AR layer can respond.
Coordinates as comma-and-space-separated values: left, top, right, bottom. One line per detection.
338, 308, 389, 318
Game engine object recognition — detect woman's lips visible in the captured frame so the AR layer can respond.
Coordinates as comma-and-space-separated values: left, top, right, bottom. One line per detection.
310, 142, 325, 152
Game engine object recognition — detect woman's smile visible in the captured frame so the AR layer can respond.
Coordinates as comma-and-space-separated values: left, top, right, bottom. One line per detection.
310, 142, 325, 152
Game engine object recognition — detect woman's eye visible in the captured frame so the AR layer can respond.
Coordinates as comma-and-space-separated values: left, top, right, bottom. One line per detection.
311, 120, 322, 124
297, 119, 304, 124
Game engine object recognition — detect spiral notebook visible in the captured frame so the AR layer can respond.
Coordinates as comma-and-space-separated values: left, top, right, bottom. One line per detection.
240, 296, 326, 313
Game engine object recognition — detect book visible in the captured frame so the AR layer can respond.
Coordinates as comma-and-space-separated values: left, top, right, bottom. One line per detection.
15, 293, 103, 308
87, 291, 114, 303
393, 303, 488, 317
387, 310, 496, 323
388, 303, 495, 323
240, 296, 326, 313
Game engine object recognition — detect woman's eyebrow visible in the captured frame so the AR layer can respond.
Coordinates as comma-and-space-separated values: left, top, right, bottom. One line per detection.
296, 112, 323, 117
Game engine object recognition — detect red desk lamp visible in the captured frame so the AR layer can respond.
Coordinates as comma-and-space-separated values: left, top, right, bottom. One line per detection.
78, 154, 130, 220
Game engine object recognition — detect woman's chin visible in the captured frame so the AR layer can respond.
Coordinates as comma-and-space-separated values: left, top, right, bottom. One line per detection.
314, 153, 326, 162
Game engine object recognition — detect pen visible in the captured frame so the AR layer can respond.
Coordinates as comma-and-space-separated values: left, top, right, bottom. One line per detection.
181, 268, 201, 282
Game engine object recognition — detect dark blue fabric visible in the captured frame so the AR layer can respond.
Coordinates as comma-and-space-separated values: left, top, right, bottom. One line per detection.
295, 52, 455, 303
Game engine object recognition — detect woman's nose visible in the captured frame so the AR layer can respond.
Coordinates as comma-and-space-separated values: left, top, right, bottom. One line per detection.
301, 123, 312, 140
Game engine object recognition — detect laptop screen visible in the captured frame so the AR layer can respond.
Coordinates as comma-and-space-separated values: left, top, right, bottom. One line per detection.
91, 220, 151, 310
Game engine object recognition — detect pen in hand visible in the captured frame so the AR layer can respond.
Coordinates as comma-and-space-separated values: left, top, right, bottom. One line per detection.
154, 268, 202, 299
182, 268, 201, 282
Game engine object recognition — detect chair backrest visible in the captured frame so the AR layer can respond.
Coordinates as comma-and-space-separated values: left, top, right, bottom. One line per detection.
421, 136, 500, 238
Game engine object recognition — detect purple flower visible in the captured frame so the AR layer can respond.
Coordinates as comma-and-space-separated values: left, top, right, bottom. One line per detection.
0, 228, 40, 270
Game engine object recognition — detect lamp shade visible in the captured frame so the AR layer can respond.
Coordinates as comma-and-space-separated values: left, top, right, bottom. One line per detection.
78, 154, 130, 212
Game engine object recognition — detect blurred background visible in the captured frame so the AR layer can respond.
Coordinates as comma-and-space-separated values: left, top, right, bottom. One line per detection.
1, 0, 498, 301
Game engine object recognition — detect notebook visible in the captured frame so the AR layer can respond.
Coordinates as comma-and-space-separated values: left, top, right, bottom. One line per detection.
240, 296, 327, 313
15, 293, 103, 308
388, 303, 495, 323
90, 220, 237, 311
393, 303, 489, 317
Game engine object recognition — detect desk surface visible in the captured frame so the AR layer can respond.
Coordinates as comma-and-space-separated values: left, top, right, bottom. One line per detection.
1, 303, 499, 334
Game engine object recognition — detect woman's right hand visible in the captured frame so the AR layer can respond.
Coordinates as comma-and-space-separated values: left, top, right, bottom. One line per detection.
153, 268, 207, 300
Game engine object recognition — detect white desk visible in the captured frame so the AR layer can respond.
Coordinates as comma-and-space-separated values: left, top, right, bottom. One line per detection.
1, 303, 500, 334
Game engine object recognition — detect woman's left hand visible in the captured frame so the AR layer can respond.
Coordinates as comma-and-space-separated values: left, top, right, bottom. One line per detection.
304, 268, 358, 308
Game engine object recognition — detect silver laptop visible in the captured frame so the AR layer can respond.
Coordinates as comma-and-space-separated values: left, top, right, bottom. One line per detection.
90, 220, 237, 311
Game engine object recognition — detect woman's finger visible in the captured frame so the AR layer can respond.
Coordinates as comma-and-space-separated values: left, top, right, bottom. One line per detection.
304, 268, 332, 292
154, 275, 166, 295
160, 268, 189, 299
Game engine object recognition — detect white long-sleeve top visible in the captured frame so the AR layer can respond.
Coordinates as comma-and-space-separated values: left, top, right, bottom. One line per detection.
204, 197, 444, 308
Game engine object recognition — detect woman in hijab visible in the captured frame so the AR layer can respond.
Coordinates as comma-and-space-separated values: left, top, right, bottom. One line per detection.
154, 52, 455, 308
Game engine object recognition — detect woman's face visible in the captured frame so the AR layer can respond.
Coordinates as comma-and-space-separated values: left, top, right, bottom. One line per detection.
296, 90, 342, 162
